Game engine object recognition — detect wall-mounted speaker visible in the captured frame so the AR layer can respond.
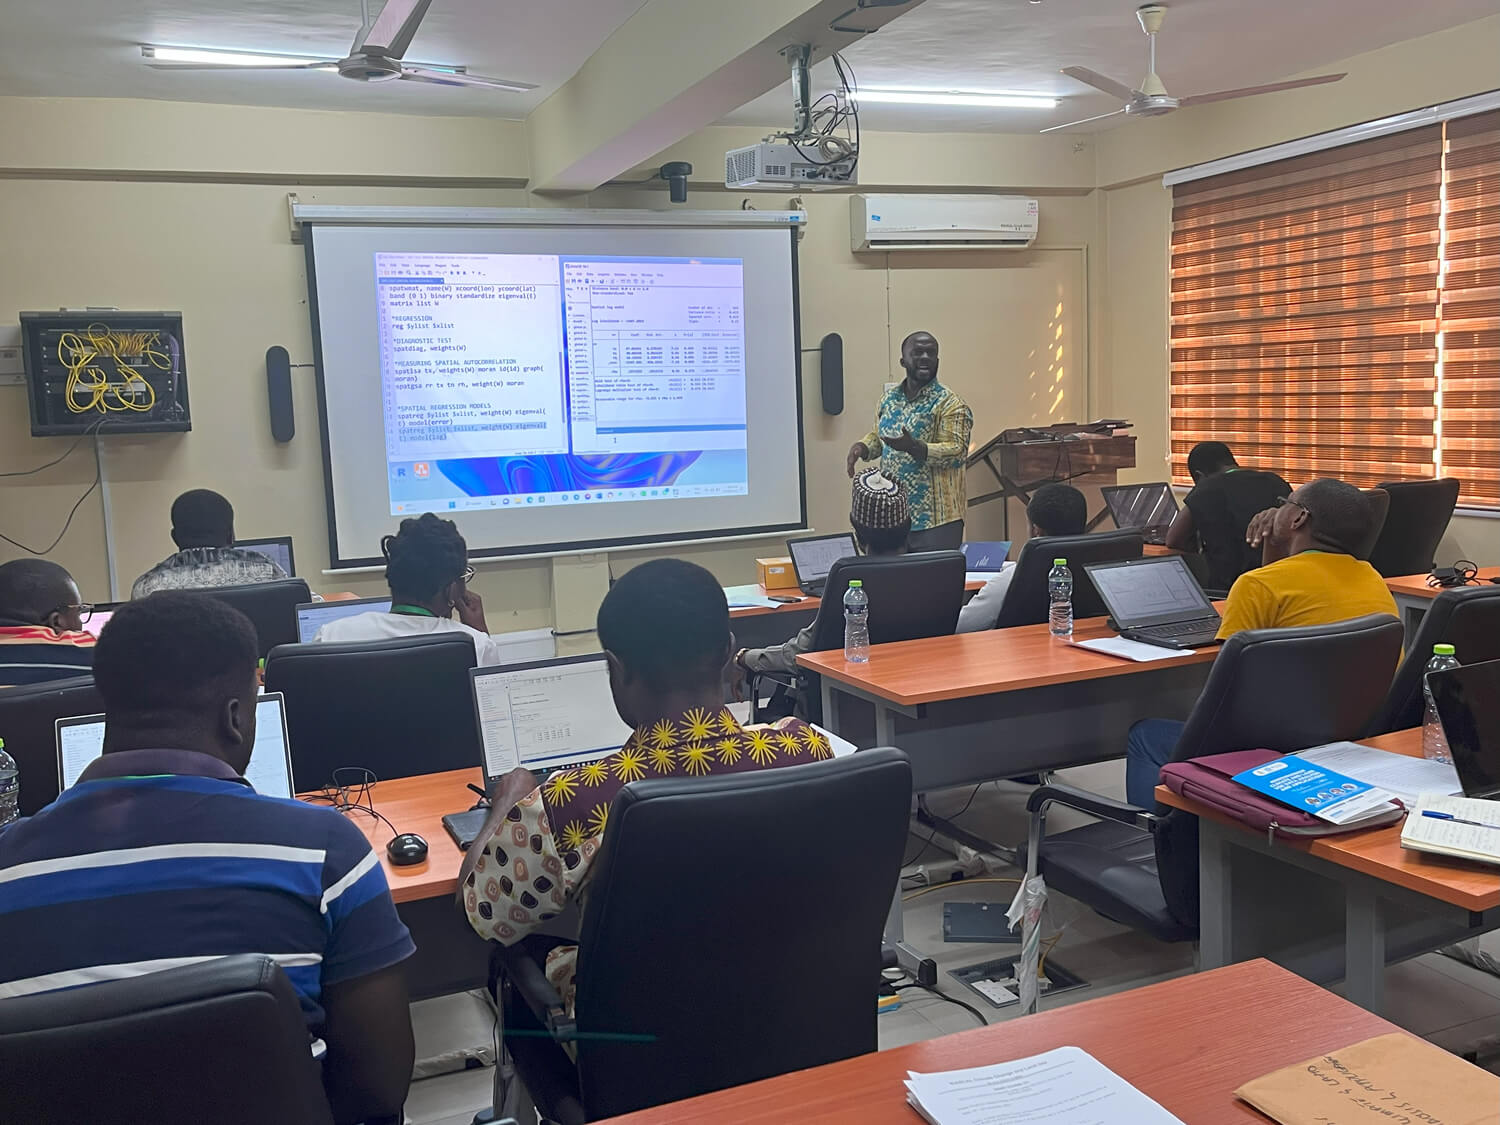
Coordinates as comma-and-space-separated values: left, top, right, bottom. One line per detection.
265, 346, 294, 442
820, 332, 844, 416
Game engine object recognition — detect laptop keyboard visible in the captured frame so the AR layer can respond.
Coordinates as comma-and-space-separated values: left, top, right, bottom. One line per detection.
1129, 618, 1220, 641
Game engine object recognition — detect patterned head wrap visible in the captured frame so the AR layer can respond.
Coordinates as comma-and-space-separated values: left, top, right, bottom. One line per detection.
850, 468, 910, 530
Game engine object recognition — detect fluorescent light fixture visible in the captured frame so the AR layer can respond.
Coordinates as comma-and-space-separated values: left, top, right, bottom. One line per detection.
141, 45, 336, 67
855, 89, 1058, 109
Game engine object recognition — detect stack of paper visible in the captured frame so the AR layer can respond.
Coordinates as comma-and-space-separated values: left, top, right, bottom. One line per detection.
1300, 741, 1461, 806
1401, 793, 1500, 865
904, 1046, 1185, 1125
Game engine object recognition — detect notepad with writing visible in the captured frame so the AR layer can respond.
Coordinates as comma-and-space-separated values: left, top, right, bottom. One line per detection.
1401, 793, 1500, 865
1236, 1032, 1499, 1125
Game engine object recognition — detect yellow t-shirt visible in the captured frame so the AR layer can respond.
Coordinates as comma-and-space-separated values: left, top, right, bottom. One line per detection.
1217, 551, 1400, 640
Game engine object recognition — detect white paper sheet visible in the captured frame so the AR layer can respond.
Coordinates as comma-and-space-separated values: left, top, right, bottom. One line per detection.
1300, 741, 1462, 806
1074, 636, 1199, 662
904, 1046, 1186, 1125
722, 583, 782, 609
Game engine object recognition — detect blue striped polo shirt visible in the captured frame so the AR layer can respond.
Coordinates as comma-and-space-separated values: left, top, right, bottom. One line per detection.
0, 748, 414, 1034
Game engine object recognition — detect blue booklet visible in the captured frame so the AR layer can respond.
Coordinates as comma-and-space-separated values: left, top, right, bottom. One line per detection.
1232, 755, 1395, 825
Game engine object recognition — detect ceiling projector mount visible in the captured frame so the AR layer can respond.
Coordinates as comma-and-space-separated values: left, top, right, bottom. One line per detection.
1043, 3, 1346, 132
724, 44, 860, 190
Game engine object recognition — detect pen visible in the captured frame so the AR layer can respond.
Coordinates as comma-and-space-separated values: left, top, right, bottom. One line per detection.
1421, 810, 1500, 829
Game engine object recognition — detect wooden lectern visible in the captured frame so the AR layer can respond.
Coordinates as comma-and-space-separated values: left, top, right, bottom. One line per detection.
965, 423, 1137, 542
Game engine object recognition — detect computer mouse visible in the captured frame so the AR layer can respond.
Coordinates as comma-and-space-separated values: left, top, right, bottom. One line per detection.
386, 832, 429, 866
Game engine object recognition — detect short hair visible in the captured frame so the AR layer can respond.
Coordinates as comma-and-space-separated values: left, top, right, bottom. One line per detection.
1187, 442, 1237, 479
0, 559, 76, 623
597, 559, 729, 692
382, 513, 470, 601
1298, 478, 1374, 555
1027, 483, 1087, 537
900, 330, 936, 352
851, 469, 911, 554
170, 489, 235, 547
93, 592, 258, 717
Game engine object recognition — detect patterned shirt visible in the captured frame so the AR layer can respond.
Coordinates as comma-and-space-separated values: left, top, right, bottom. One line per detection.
131, 547, 287, 598
0, 625, 95, 687
859, 380, 973, 530
462, 709, 830, 947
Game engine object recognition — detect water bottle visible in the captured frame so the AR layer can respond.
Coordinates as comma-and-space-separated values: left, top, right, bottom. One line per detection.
1048, 558, 1073, 639
844, 580, 870, 663
0, 738, 18, 829
1422, 643, 1461, 763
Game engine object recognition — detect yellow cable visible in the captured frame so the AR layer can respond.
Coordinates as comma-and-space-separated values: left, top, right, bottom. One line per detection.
57, 324, 166, 415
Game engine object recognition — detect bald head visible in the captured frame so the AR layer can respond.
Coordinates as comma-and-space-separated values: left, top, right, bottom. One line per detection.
0, 559, 80, 629
899, 331, 939, 388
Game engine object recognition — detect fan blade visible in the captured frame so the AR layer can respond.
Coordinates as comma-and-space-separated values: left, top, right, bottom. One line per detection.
1060, 66, 1138, 102
357, 0, 433, 59
1178, 72, 1345, 107
399, 66, 535, 92
1040, 108, 1127, 134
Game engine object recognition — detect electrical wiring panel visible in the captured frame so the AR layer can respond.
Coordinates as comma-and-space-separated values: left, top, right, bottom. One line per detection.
20, 311, 192, 436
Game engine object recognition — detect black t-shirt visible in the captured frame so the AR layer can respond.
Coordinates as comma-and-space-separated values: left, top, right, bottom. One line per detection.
1184, 468, 1293, 590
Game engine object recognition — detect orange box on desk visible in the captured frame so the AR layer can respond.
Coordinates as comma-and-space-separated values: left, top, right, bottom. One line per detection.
756, 556, 798, 591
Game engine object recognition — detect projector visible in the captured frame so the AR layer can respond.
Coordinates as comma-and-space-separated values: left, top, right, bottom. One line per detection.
724, 141, 858, 191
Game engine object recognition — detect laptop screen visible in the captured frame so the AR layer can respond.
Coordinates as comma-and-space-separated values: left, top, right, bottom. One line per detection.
471, 656, 634, 779
57, 693, 296, 799
295, 597, 394, 644
1085, 556, 1215, 628
1432, 660, 1500, 800
1102, 483, 1179, 532
236, 537, 294, 577
787, 534, 857, 586
961, 542, 1012, 571
81, 608, 117, 639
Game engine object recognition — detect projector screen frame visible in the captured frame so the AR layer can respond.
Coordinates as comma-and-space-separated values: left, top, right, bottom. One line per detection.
301, 209, 809, 570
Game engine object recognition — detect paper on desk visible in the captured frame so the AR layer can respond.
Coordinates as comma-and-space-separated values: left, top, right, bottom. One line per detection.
904, 1046, 1186, 1125
722, 583, 781, 609
965, 566, 1011, 584
1235, 1033, 1500, 1125
1300, 740, 1461, 806
1074, 636, 1199, 662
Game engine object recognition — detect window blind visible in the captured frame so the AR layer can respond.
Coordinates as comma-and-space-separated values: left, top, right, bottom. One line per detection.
1169, 127, 1444, 490
1439, 110, 1500, 508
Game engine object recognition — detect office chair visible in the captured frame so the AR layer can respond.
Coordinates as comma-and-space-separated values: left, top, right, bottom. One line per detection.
0, 675, 103, 815
746, 551, 965, 723
1367, 585, 1500, 735
1355, 488, 1391, 562
200, 578, 312, 658
487, 748, 912, 1124
1023, 613, 1403, 943
992, 529, 1143, 628
264, 632, 481, 792
0, 954, 335, 1125
1367, 478, 1462, 577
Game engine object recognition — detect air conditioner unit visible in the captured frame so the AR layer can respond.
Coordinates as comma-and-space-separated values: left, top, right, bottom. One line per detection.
850, 194, 1039, 252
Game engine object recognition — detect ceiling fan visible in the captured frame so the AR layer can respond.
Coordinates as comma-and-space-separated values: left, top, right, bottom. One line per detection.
1042, 3, 1345, 133
142, 0, 536, 93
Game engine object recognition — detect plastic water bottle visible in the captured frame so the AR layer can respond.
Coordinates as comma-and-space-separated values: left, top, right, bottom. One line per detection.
1048, 558, 1073, 639
0, 738, 18, 829
844, 580, 870, 663
1422, 643, 1461, 763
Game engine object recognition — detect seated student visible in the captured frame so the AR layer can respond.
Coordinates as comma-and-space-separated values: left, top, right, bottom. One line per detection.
458, 558, 829, 1002
1125, 477, 1399, 808
957, 483, 1087, 632
1165, 441, 1291, 591
0, 559, 97, 687
734, 468, 910, 676
0, 593, 415, 1124
314, 512, 512, 666
131, 488, 287, 597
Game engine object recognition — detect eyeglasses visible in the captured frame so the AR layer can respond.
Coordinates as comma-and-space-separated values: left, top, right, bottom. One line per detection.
52, 602, 94, 623
1273, 496, 1309, 515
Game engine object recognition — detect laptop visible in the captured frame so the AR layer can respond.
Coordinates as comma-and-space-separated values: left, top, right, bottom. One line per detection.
295, 596, 394, 643
786, 533, 858, 596
237, 535, 295, 578
961, 542, 1012, 572
1083, 555, 1223, 649
1431, 660, 1500, 799
80, 600, 125, 640
1100, 483, 1180, 546
56, 692, 296, 799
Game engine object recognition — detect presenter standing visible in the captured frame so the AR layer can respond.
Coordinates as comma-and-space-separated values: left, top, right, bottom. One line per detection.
846, 331, 973, 551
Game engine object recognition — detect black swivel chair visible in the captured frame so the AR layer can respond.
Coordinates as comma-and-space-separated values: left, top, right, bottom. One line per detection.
1367, 585, 1500, 735
0, 675, 104, 815
490, 748, 912, 1123
747, 551, 965, 723
1367, 478, 1462, 577
1023, 613, 1404, 943
0, 954, 335, 1125
264, 632, 482, 792
1355, 488, 1391, 562
992, 530, 1143, 628
201, 578, 312, 658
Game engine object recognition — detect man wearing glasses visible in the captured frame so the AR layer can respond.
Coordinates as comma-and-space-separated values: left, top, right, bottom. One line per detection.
0, 559, 96, 687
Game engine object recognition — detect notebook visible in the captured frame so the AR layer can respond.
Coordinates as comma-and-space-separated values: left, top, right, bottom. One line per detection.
1400, 793, 1500, 866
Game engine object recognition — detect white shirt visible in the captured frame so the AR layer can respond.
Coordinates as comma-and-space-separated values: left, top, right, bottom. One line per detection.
313, 610, 512, 667
956, 563, 1017, 633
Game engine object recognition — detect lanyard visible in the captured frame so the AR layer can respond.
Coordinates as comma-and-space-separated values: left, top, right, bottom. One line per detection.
391, 604, 436, 617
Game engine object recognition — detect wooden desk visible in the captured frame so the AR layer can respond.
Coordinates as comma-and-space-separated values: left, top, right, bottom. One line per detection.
1143, 542, 1181, 557
598, 960, 1409, 1125
1386, 569, 1500, 634
728, 580, 984, 620
728, 581, 984, 652
1159, 728, 1500, 1013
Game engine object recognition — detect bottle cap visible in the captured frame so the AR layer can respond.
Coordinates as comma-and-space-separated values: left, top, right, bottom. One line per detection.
1053, 558, 1067, 566
1433, 643, 1456, 656
848, 580, 862, 588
